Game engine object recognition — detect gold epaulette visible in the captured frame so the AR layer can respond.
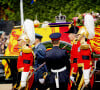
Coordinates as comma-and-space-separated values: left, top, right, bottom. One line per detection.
22, 45, 32, 53
80, 43, 92, 52
80, 44, 90, 49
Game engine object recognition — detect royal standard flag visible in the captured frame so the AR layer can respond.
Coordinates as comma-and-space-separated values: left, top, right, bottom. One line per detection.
2, 59, 11, 79
90, 25, 100, 54
2, 28, 23, 79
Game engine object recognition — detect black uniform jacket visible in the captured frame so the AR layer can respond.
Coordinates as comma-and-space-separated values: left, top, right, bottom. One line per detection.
45, 46, 70, 84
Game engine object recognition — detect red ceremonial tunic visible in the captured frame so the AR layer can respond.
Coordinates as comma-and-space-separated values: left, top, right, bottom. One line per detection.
17, 52, 34, 72
78, 40, 92, 69
78, 49, 92, 69
70, 41, 80, 74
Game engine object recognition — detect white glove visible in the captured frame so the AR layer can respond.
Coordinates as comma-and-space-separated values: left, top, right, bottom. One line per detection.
39, 78, 45, 84
70, 76, 75, 82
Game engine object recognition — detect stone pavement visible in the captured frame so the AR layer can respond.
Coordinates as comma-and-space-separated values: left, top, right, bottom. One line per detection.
0, 84, 12, 90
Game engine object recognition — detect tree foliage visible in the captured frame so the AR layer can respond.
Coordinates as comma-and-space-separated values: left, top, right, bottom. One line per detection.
0, 0, 100, 23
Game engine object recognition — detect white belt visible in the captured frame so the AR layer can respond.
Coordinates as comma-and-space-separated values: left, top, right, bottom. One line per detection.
51, 66, 66, 88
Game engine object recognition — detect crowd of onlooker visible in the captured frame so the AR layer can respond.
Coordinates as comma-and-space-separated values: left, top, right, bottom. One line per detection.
0, 32, 10, 54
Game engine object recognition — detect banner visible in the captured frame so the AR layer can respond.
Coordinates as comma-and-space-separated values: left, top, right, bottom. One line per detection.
4, 25, 100, 56
2, 28, 22, 79
90, 26, 100, 54
35, 26, 70, 43
5, 28, 22, 56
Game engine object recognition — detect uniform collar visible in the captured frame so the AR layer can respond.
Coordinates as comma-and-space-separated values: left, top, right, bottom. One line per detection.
53, 46, 59, 49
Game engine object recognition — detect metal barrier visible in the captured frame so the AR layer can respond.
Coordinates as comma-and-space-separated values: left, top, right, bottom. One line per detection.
0, 56, 18, 59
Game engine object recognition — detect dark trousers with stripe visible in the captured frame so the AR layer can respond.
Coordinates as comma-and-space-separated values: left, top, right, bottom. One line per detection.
71, 67, 83, 90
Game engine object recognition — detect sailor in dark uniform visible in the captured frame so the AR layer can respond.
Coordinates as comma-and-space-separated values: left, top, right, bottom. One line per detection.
31, 33, 48, 90
45, 33, 70, 90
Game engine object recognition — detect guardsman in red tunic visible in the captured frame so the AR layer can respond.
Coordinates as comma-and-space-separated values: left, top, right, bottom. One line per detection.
77, 14, 95, 89
65, 25, 80, 90
16, 19, 35, 90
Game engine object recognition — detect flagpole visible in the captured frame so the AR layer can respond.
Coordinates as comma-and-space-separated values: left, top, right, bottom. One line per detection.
20, 0, 24, 26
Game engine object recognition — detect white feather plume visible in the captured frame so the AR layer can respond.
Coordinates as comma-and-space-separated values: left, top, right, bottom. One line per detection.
84, 14, 95, 39
24, 19, 35, 45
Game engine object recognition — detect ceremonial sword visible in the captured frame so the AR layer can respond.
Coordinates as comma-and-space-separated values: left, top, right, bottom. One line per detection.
27, 62, 46, 81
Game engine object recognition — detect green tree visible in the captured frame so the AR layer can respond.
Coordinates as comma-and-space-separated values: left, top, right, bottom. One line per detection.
0, 0, 100, 23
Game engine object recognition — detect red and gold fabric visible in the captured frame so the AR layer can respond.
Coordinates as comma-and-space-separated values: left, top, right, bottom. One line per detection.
77, 40, 93, 89
5, 25, 100, 56
35, 26, 71, 43
90, 26, 100, 54
5, 28, 22, 56
68, 41, 81, 90
17, 52, 34, 72
70, 41, 80, 75
78, 41, 92, 69
17, 46, 34, 89
25, 69, 34, 90
2, 28, 23, 79
2, 59, 11, 79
